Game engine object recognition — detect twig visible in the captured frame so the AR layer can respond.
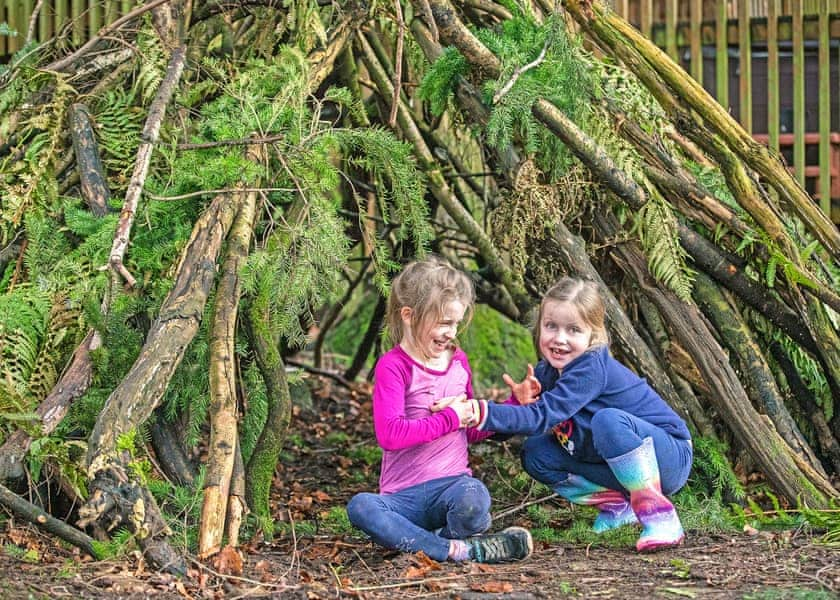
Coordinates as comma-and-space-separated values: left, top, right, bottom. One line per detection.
26, 0, 44, 44
47, 0, 174, 72
7, 238, 28, 293
492, 492, 559, 521
493, 38, 550, 104
389, 0, 405, 127
284, 358, 355, 389
177, 134, 286, 150
349, 576, 464, 592
146, 187, 296, 202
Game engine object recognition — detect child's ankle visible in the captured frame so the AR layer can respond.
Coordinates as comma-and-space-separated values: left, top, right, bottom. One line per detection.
448, 539, 471, 562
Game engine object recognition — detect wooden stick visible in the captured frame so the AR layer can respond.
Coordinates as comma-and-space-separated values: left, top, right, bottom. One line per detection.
108, 44, 187, 288
0, 481, 98, 558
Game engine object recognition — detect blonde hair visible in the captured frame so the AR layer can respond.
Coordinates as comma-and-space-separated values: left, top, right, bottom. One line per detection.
534, 277, 609, 349
386, 255, 475, 348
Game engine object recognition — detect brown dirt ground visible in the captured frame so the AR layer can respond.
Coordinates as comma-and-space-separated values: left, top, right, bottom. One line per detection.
0, 377, 838, 599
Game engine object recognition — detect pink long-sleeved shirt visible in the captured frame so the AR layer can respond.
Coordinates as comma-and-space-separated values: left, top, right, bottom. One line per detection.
372, 345, 497, 494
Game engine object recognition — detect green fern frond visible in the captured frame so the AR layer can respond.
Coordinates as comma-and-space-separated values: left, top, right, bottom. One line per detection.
634, 187, 695, 301
133, 25, 167, 104
0, 285, 51, 413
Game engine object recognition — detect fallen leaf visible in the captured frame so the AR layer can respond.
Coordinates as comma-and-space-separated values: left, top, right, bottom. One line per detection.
254, 559, 273, 582
471, 581, 513, 593
212, 545, 243, 576
313, 490, 332, 502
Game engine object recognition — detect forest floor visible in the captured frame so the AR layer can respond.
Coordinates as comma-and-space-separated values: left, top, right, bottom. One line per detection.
0, 375, 838, 599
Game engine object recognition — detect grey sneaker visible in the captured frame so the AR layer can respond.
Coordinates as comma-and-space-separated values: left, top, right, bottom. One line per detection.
466, 526, 533, 563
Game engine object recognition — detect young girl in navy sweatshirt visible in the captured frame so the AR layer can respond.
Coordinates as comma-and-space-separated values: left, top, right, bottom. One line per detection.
472, 277, 692, 551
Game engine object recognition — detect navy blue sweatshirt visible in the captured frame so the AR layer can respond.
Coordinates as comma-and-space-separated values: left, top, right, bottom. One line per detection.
477, 346, 691, 460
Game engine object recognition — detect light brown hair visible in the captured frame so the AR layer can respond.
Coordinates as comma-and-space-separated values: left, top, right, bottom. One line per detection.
385, 255, 475, 348
534, 277, 609, 350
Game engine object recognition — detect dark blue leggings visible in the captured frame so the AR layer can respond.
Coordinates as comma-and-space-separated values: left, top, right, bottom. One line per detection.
346, 475, 492, 561
520, 408, 693, 495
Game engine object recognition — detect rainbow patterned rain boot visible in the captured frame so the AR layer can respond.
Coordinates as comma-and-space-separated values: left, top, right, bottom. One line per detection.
554, 473, 638, 533
605, 437, 685, 552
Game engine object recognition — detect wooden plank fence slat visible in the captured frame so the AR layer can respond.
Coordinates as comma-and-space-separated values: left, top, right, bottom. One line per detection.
739, 0, 752, 132
768, 0, 781, 153
793, 2, 806, 185
690, 0, 702, 82
820, 0, 832, 213
666, 0, 679, 60
717, 0, 729, 107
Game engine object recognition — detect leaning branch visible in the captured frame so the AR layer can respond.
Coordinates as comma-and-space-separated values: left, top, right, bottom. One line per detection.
0, 481, 98, 558
108, 44, 187, 287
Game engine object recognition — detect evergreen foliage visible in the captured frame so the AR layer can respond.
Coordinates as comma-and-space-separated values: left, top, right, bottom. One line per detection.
479, 15, 595, 180
417, 47, 469, 117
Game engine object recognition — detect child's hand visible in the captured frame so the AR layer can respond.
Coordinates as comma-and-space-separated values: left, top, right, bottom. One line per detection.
448, 397, 479, 427
430, 393, 467, 413
502, 364, 541, 405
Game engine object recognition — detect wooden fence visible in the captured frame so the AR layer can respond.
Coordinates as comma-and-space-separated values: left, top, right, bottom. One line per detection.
610, 1, 840, 223
3, 0, 840, 222
1, 1, 133, 57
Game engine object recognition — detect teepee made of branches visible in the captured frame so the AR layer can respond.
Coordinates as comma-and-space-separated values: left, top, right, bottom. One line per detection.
0, 0, 838, 571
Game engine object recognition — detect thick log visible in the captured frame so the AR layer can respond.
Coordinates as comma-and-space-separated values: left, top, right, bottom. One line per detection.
68, 104, 110, 217
677, 228, 819, 356
82, 192, 242, 573
199, 188, 258, 558
149, 410, 195, 486
244, 309, 292, 539
225, 442, 247, 548
693, 272, 825, 476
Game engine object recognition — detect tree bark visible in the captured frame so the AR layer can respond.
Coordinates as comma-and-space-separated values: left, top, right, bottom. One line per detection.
68, 104, 110, 217
81, 191, 242, 573
693, 272, 825, 476
244, 309, 292, 539
199, 187, 258, 558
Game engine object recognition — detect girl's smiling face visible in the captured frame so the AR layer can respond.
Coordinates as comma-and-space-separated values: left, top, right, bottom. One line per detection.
402, 299, 466, 368
538, 299, 593, 370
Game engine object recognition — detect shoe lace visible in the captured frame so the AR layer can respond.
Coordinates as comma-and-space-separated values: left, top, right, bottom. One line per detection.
473, 533, 514, 562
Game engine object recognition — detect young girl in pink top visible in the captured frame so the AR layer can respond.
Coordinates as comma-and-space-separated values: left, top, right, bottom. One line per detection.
346, 256, 533, 564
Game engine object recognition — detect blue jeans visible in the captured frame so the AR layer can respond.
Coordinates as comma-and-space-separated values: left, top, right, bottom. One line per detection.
346, 475, 492, 561
521, 408, 693, 495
